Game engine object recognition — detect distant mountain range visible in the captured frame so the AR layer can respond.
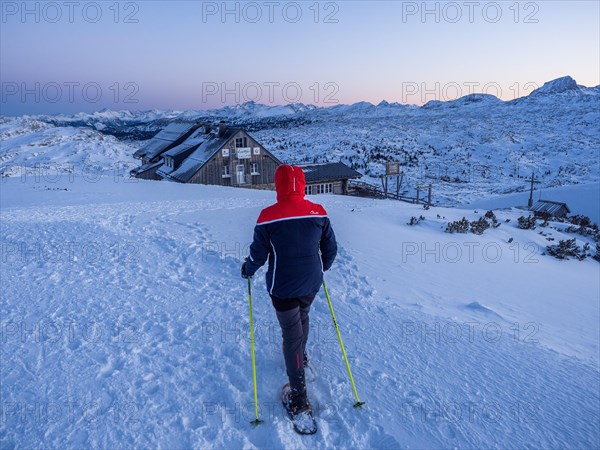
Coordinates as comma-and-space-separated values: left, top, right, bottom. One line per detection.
1, 76, 598, 206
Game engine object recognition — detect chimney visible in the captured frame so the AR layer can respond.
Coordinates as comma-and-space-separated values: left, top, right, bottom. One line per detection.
204, 123, 212, 134
218, 121, 226, 137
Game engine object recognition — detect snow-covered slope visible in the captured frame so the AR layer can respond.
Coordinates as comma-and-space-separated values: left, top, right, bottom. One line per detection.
1, 176, 598, 449
465, 182, 600, 224
0, 116, 138, 178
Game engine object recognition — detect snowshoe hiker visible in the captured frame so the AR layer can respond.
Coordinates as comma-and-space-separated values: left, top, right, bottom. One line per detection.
241, 164, 337, 431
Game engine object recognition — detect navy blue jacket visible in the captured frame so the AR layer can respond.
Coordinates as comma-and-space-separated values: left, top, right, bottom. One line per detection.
245, 165, 337, 298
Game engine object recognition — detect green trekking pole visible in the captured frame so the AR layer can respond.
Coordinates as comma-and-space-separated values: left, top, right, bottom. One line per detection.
247, 277, 264, 425
323, 279, 365, 409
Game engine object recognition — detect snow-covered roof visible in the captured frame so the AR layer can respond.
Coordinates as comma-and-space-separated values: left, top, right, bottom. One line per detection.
133, 122, 199, 160
167, 127, 241, 183
129, 160, 163, 176
299, 162, 362, 183
531, 199, 571, 216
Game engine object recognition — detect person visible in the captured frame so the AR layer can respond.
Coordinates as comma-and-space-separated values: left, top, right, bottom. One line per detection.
241, 164, 337, 414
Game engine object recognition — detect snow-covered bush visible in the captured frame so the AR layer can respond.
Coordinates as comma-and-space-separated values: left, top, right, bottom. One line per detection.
446, 212, 500, 235
470, 217, 491, 235
565, 215, 600, 242
445, 217, 470, 233
546, 238, 588, 261
518, 215, 536, 230
537, 211, 551, 227
482, 210, 500, 229
408, 215, 425, 226
569, 215, 593, 228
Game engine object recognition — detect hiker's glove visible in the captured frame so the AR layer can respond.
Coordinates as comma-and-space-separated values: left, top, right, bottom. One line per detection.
241, 262, 250, 279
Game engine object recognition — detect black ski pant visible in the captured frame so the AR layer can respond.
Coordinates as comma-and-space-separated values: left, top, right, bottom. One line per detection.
271, 294, 316, 404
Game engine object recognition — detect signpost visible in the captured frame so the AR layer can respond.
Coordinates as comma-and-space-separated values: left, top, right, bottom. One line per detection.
381, 162, 404, 198
237, 148, 252, 159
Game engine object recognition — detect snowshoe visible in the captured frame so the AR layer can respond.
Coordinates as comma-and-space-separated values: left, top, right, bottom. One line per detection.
281, 383, 317, 435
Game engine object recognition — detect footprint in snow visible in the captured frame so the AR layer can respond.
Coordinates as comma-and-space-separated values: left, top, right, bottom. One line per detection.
96, 356, 125, 380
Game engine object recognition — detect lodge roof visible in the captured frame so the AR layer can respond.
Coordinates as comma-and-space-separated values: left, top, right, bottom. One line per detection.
133, 122, 200, 161
299, 162, 362, 183
167, 127, 242, 183
531, 199, 571, 215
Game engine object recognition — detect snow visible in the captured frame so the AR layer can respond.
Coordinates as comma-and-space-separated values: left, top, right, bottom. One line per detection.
465, 183, 600, 224
1, 176, 598, 449
529, 75, 585, 96
0, 117, 138, 178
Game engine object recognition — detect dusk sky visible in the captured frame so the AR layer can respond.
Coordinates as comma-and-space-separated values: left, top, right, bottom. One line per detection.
1, 1, 599, 115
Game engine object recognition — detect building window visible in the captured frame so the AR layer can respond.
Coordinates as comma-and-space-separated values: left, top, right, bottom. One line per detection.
223, 165, 230, 177
307, 183, 333, 195
251, 163, 259, 175
235, 137, 247, 148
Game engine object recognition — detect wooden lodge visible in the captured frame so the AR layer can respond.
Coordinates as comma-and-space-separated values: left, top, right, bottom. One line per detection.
131, 121, 281, 189
131, 121, 365, 195
531, 200, 571, 219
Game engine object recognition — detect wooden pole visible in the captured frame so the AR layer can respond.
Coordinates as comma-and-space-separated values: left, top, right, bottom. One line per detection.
428, 185, 432, 206
528, 173, 534, 208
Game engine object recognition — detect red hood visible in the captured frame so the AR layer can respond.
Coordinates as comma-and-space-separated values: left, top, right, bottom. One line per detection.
275, 164, 306, 202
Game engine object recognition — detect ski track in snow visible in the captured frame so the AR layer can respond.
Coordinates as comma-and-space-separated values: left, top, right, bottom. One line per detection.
1, 187, 599, 449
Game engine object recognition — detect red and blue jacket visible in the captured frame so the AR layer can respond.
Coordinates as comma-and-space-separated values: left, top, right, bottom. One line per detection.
245, 165, 337, 299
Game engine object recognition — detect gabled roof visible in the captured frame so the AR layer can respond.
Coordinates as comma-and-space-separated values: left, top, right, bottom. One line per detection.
133, 122, 199, 161
167, 127, 241, 183
299, 162, 362, 183
531, 199, 571, 215
157, 129, 211, 178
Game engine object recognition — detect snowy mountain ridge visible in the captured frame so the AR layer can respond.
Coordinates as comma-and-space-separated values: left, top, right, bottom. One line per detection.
1, 75, 598, 207
7, 75, 598, 125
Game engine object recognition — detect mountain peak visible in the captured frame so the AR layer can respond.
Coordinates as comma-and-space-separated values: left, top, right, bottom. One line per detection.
530, 76, 581, 95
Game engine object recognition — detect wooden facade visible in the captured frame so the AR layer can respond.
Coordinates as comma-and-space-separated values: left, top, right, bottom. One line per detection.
132, 122, 282, 189
188, 129, 280, 189
300, 162, 362, 196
